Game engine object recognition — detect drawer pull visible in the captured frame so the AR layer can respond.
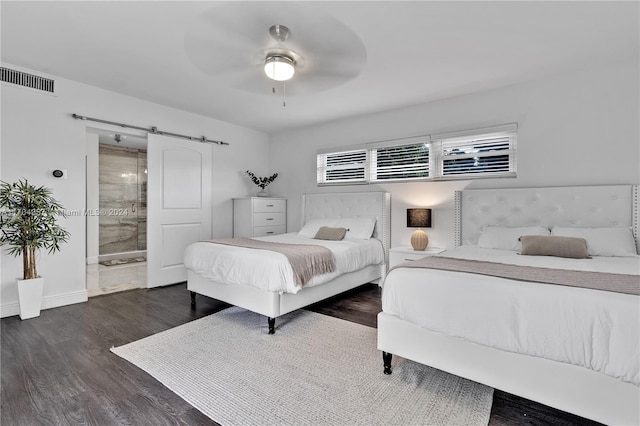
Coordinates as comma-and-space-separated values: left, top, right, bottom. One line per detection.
266, 232, 274, 234
404, 258, 416, 261
266, 218, 274, 221
266, 204, 274, 207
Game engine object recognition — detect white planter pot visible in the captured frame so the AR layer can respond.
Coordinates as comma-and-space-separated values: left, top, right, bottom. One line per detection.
17, 277, 44, 320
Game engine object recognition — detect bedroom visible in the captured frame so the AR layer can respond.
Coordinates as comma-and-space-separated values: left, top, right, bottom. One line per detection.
1, 1, 638, 425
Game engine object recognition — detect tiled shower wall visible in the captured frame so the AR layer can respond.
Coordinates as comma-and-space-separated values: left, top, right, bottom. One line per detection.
98, 144, 147, 255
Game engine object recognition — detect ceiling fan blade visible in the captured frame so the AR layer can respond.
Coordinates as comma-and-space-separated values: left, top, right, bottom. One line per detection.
184, 2, 368, 96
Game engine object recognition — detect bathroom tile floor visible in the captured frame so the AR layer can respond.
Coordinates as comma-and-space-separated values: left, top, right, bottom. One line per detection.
86, 262, 147, 297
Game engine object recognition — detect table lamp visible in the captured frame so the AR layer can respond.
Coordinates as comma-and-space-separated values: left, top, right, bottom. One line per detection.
407, 208, 432, 251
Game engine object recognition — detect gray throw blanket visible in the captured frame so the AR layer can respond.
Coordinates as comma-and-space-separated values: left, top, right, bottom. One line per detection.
391, 256, 640, 296
206, 238, 336, 287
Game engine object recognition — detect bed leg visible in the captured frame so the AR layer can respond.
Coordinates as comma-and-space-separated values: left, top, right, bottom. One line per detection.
190, 291, 196, 309
383, 351, 392, 375
268, 317, 276, 334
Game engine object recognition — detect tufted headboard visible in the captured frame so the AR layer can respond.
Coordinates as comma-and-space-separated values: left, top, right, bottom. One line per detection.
301, 191, 391, 276
454, 185, 639, 251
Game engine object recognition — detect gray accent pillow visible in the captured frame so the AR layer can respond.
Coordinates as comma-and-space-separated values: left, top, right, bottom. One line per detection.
313, 226, 347, 241
519, 235, 591, 259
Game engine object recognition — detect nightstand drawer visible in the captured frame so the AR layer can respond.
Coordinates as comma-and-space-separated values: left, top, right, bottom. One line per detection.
253, 212, 285, 227
253, 225, 286, 237
389, 252, 426, 268
389, 247, 445, 269
253, 199, 286, 213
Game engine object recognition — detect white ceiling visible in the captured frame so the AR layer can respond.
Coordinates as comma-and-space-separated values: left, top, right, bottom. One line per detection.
2, 1, 637, 134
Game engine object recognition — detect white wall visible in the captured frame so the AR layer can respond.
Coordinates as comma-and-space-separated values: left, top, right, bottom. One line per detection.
269, 62, 640, 250
1, 64, 270, 317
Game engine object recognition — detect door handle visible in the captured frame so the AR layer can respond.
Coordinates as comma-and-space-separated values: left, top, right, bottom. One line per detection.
131, 203, 136, 213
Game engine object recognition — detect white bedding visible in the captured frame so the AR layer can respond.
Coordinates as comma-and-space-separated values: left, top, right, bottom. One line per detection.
184, 233, 384, 294
382, 245, 640, 386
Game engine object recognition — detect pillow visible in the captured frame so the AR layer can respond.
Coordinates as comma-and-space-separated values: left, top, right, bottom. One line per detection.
477, 226, 550, 251
519, 235, 591, 259
298, 219, 338, 238
313, 226, 347, 241
335, 217, 377, 240
551, 226, 638, 257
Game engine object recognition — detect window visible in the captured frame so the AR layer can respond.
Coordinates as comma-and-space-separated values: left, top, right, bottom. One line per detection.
370, 138, 430, 182
437, 129, 516, 178
317, 148, 368, 185
316, 124, 516, 185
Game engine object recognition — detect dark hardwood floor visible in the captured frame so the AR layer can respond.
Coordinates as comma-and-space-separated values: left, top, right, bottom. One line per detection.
2, 283, 601, 425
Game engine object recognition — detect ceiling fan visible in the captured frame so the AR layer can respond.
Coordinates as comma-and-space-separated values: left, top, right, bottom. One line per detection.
182, 3, 367, 97
259, 24, 303, 82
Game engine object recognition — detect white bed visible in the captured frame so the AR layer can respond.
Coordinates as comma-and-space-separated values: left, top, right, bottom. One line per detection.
186, 191, 390, 333
378, 185, 640, 425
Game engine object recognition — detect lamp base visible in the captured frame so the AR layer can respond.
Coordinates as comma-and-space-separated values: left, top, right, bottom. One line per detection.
411, 229, 429, 251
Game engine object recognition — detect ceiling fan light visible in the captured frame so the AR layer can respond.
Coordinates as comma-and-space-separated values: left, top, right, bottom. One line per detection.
264, 55, 295, 81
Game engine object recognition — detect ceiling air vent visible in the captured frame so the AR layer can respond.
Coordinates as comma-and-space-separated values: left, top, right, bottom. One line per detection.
1, 67, 54, 93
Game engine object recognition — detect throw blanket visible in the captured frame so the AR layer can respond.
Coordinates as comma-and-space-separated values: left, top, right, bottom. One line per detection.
392, 256, 640, 296
207, 238, 336, 286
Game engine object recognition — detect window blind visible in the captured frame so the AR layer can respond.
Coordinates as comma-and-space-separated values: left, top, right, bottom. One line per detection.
370, 142, 430, 182
316, 123, 516, 185
440, 132, 515, 177
317, 148, 369, 185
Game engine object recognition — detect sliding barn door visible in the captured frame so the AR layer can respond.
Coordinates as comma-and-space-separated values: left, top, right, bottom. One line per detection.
147, 134, 212, 287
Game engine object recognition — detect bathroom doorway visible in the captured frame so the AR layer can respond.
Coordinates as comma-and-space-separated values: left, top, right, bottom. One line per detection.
98, 143, 147, 261
85, 129, 148, 296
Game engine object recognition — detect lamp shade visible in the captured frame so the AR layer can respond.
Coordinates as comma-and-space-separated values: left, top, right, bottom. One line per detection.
407, 208, 432, 228
264, 55, 295, 81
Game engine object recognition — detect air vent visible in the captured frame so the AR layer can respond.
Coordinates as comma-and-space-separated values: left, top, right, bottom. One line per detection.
1, 67, 54, 93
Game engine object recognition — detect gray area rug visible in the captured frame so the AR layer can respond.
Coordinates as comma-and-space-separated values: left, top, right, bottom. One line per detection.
111, 308, 493, 425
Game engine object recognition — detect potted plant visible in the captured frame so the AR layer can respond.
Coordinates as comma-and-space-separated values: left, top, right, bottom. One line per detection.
245, 170, 279, 197
0, 179, 70, 319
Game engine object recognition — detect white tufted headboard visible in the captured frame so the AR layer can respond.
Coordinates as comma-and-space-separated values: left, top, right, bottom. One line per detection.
454, 185, 639, 251
301, 191, 391, 276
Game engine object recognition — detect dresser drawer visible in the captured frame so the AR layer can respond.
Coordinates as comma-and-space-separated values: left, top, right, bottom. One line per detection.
253, 225, 286, 237
253, 198, 286, 213
253, 212, 285, 227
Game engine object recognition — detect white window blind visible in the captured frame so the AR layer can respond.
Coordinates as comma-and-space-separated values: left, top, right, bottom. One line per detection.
316, 124, 516, 185
317, 148, 368, 185
370, 141, 430, 182
437, 128, 516, 178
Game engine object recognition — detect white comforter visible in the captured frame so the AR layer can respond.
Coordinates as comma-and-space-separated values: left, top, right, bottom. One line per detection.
382, 246, 640, 386
184, 233, 384, 294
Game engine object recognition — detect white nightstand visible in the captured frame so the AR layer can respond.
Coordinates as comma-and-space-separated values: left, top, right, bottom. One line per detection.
389, 246, 445, 268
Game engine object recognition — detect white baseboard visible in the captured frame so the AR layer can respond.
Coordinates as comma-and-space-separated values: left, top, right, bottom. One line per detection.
0, 289, 88, 318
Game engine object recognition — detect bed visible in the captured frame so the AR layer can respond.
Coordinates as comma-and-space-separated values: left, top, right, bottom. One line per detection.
378, 185, 640, 425
185, 191, 390, 333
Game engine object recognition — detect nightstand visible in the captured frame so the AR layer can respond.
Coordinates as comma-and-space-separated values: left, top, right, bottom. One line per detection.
389, 246, 445, 268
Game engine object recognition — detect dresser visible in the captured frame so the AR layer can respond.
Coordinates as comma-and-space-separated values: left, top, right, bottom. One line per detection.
233, 197, 287, 238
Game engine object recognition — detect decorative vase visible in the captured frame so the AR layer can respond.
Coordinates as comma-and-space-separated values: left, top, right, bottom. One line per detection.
17, 277, 44, 320
257, 189, 269, 197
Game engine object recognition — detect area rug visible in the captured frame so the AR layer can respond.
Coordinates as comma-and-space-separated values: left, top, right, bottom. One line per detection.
111, 308, 493, 425
99, 257, 146, 267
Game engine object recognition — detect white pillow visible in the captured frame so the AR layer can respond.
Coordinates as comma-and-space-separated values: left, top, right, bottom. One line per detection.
335, 217, 377, 240
298, 219, 338, 238
551, 226, 638, 257
477, 226, 550, 251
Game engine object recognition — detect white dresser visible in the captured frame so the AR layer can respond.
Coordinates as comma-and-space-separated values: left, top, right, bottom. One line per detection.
233, 197, 287, 238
